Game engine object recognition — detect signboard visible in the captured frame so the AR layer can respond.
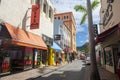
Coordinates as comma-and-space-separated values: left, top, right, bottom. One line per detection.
54, 34, 61, 40
30, 4, 40, 29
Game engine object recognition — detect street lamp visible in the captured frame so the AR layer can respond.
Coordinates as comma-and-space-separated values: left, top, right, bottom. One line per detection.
86, 0, 101, 80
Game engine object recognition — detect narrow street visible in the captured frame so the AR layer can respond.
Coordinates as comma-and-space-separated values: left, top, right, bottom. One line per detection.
31, 60, 90, 80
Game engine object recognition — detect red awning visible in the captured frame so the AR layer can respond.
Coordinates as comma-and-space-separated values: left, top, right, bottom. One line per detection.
4, 23, 47, 50
95, 25, 119, 44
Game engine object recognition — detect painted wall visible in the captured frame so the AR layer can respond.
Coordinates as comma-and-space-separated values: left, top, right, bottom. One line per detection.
100, 0, 120, 33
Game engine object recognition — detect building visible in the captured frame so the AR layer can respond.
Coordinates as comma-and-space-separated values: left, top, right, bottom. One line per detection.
54, 12, 76, 53
54, 19, 71, 63
0, 0, 54, 75
54, 19, 71, 49
96, 0, 120, 73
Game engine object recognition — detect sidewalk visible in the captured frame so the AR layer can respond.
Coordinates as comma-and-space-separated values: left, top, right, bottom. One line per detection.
98, 67, 119, 80
0, 63, 119, 80
0, 63, 66, 80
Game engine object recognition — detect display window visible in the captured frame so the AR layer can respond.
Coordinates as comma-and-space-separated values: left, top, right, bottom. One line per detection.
24, 47, 33, 69
104, 47, 113, 66
0, 49, 10, 74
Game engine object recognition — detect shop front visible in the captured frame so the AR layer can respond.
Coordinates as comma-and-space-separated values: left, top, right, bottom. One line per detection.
0, 22, 47, 75
49, 42, 62, 66
95, 24, 120, 73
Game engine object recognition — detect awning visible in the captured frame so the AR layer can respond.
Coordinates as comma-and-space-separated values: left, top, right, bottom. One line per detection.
3, 23, 47, 50
51, 42, 62, 51
95, 25, 118, 44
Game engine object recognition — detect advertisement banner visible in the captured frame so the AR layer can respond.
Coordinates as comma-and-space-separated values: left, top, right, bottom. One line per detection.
30, 4, 40, 29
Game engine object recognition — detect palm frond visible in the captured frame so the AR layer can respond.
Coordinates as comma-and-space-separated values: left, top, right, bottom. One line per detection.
91, 0, 100, 10
80, 13, 87, 25
74, 5, 87, 13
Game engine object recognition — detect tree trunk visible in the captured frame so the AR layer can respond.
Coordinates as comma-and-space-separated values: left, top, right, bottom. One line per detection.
86, 0, 101, 80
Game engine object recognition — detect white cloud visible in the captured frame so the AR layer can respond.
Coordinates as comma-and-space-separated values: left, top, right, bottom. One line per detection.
76, 25, 84, 33
80, 41, 84, 43
85, 39, 89, 43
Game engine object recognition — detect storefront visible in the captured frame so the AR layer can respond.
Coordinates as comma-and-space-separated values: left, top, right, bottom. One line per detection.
0, 22, 47, 75
95, 25, 120, 73
49, 42, 62, 66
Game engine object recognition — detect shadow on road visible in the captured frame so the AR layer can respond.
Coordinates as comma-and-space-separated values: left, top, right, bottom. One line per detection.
26, 66, 90, 80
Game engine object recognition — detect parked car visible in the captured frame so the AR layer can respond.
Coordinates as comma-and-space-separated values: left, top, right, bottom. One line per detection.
86, 56, 91, 65
80, 54, 86, 60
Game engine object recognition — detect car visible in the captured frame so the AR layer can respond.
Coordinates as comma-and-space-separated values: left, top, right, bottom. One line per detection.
80, 54, 86, 60
86, 57, 91, 65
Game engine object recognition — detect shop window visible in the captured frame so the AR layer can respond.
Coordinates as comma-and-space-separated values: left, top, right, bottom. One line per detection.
104, 47, 113, 66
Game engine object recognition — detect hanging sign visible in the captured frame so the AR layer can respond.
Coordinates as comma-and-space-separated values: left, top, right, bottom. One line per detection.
30, 4, 40, 29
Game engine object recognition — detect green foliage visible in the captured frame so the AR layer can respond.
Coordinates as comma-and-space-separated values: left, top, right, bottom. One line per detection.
74, 5, 87, 13
77, 42, 89, 53
80, 13, 87, 25
74, 0, 100, 25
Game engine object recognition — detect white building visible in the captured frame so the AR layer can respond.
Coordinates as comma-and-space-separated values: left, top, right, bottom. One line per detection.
0, 0, 54, 38
54, 19, 71, 49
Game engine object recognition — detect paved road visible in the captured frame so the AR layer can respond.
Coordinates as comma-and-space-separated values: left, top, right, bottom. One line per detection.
31, 60, 90, 80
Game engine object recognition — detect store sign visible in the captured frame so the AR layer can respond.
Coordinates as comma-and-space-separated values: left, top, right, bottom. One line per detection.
54, 34, 61, 40
30, 4, 40, 29
103, 2, 113, 27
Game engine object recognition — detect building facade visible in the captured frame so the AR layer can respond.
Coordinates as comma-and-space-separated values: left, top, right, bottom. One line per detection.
96, 0, 120, 73
0, 0, 55, 75
54, 19, 71, 49
54, 12, 76, 53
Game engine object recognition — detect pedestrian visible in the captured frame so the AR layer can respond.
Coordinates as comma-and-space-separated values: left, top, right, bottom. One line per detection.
69, 56, 72, 63
56, 58, 58, 66
58, 57, 62, 64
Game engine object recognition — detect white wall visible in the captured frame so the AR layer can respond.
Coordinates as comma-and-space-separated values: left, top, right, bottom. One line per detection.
0, 0, 31, 29
100, 0, 120, 33
27, 0, 54, 38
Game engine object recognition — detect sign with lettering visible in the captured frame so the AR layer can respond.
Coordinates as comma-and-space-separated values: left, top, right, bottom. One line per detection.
102, 1, 114, 27
30, 4, 40, 29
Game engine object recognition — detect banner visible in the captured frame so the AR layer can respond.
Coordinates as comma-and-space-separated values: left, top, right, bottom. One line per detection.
30, 4, 40, 29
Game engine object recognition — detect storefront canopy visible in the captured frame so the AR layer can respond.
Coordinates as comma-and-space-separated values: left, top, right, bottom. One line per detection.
2, 23, 47, 50
51, 42, 62, 51
95, 25, 119, 44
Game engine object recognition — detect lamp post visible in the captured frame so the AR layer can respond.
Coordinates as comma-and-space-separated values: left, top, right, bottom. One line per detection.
86, 0, 101, 80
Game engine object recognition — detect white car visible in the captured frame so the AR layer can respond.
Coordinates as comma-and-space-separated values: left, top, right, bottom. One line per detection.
86, 57, 91, 65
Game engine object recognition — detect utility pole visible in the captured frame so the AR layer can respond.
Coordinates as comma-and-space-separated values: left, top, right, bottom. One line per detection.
86, 0, 101, 80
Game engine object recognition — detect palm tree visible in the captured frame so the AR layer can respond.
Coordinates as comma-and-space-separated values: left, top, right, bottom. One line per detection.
74, 0, 99, 25
74, 0, 101, 80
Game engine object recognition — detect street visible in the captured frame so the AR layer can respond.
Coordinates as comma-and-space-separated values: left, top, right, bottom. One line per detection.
28, 60, 90, 80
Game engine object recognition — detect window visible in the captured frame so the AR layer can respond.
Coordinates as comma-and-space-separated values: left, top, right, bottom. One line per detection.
43, 1, 46, 13
49, 7, 52, 18
104, 47, 113, 66
35, 0, 40, 4
64, 15, 69, 19
58, 17, 60, 20
31, 0, 34, 4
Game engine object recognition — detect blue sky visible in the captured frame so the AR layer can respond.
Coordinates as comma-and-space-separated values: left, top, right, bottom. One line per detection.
50, 0, 100, 47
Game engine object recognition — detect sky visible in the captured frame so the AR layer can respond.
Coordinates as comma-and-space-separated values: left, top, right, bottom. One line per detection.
50, 0, 101, 47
